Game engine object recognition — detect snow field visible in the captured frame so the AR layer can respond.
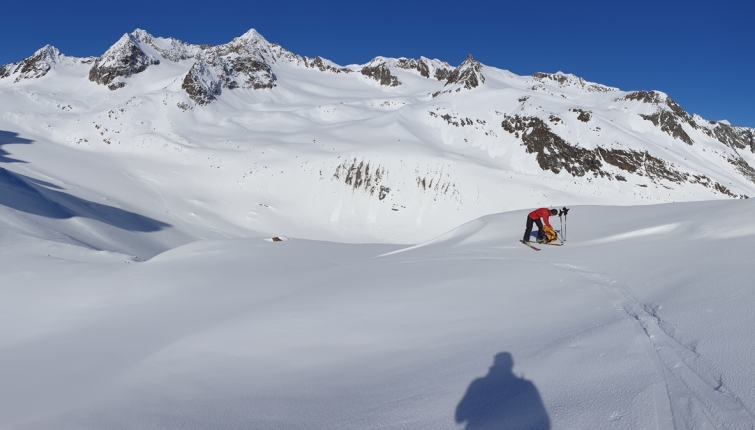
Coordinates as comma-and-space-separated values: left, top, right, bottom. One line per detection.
1, 200, 754, 429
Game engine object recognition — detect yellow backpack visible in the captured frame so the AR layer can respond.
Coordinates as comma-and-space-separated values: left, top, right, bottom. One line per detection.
543, 225, 557, 243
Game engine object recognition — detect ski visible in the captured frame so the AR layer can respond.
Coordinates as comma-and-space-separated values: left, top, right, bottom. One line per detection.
541, 243, 563, 246
520, 240, 540, 251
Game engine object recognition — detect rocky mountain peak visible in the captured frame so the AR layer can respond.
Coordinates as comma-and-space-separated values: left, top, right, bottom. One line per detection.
88, 30, 160, 90
445, 54, 484, 89
360, 57, 401, 87
130, 28, 153, 45
0, 45, 65, 82
181, 29, 277, 105
209, 28, 275, 63
532, 71, 617, 93
394, 57, 453, 81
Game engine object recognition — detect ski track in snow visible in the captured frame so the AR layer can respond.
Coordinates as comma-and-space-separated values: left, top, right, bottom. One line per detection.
3, 28, 755, 428
556, 263, 755, 430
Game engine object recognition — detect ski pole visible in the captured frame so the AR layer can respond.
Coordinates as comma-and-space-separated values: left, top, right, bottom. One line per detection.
559, 207, 569, 242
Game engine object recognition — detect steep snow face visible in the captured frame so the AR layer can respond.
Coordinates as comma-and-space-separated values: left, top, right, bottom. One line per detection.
1, 28, 755, 247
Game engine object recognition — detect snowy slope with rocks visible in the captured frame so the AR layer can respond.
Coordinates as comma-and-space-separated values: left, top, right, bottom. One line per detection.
1, 29, 755, 429
1, 28, 754, 249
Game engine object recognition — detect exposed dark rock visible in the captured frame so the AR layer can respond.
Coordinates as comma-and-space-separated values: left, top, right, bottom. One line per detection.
396, 58, 430, 78
622, 90, 664, 104
0, 45, 64, 82
302, 56, 352, 73
392, 57, 452, 81
688, 174, 741, 198
621, 91, 697, 145
640, 110, 694, 145
434, 68, 451, 81
107, 82, 126, 91
596, 147, 688, 183
361, 61, 400, 87
532, 72, 616, 92
89, 33, 160, 88
533, 72, 566, 84
181, 30, 277, 104
501, 115, 602, 176
181, 61, 223, 105
333, 159, 390, 200
727, 155, 755, 184
570, 108, 591, 122
623, 91, 698, 125
445, 54, 484, 89
501, 114, 695, 185
704, 121, 755, 153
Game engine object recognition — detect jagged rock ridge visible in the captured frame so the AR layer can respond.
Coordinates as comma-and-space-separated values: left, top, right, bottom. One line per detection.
361, 58, 401, 87
2, 27, 755, 204
532, 72, 617, 93
501, 114, 746, 198
0, 45, 75, 82
181, 30, 278, 104
88, 30, 161, 90
445, 55, 485, 89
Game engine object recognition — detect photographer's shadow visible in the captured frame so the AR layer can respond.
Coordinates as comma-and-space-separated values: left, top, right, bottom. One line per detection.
456, 352, 550, 430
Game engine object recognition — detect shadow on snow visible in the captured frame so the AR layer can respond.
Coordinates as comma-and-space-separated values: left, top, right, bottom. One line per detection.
456, 352, 550, 430
0, 130, 170, 232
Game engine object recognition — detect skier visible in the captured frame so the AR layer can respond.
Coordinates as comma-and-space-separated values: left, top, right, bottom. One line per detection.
522, 208, 558, 245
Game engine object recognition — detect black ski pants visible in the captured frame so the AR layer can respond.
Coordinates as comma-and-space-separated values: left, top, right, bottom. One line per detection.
523, 216, 544, 243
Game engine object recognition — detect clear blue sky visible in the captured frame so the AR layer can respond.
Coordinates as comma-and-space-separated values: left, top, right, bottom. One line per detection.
2, 0, 753, 127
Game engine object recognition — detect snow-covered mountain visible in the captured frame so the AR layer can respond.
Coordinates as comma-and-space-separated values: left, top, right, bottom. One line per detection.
1, 28, 754, 252
3, 29, 755, 430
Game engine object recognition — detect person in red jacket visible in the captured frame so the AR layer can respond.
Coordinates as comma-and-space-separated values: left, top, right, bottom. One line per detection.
523, 208, 558, 245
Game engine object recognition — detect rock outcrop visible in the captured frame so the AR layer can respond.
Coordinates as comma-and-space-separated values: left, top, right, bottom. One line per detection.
361, 58, 401, 87
395, 57, 453, 80
88, 30, 161, 90
181, 29, 277, 104
0, 45, 70, 82
532, 71, 617, 93
301, 56, 352, 73
445, 55, 485, 89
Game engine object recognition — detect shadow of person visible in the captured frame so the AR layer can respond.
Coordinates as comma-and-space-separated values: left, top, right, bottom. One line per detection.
456, 352, 550, 430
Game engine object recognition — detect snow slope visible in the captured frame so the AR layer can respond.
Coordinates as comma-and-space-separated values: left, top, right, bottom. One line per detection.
1, 29, 754, 248
2, 28, 755, 429
1, 200, 754, 429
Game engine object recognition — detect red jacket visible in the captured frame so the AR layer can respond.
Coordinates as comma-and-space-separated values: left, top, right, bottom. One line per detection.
528, 208, 552, 227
